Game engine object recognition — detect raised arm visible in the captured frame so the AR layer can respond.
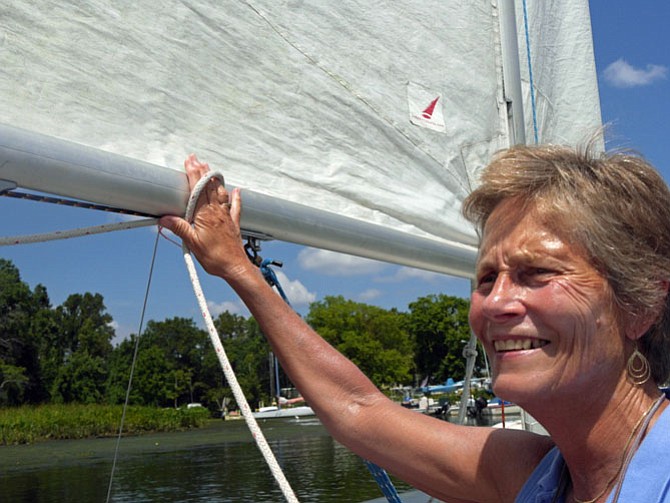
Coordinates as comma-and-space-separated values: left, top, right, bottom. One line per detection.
159, 155, 553, 502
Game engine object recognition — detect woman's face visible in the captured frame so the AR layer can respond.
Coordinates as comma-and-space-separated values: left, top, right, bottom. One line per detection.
469, 199, 626, 406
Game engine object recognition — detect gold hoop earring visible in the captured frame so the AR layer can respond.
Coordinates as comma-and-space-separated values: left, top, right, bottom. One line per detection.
627, 345, 651, 385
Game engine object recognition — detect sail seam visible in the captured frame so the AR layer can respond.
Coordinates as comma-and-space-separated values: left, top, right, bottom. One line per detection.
239, 0, 445, 171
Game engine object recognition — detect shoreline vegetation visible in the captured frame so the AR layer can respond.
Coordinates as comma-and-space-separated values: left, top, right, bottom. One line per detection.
0, 404, 210, 446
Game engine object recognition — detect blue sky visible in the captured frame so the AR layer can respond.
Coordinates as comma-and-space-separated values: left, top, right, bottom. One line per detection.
1, 1, 668, 343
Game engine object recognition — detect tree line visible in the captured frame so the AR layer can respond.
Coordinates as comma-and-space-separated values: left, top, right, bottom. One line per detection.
0, 258, 483, 412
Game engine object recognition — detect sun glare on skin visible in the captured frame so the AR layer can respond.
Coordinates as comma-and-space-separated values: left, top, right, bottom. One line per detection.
469, 200, 626, 410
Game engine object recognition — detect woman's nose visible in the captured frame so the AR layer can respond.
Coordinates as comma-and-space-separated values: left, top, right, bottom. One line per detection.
481, 273, 525, 321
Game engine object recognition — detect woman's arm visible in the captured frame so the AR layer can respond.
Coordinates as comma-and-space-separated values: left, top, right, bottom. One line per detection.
159, 155, 553, 502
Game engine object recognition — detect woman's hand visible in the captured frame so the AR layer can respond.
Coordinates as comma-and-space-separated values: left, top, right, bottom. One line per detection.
159, 154, 251, 281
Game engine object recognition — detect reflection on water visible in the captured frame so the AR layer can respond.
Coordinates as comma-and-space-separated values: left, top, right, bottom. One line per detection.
1, 414, 509, 502
1, 417, 413, 502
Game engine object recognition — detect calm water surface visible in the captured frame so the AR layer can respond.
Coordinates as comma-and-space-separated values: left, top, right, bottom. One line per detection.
1, 416, 420, 502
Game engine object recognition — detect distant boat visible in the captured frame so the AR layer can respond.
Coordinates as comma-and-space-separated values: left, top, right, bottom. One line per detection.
483, 398, 522, 416
417, 377, 464, 395
252, 405, 315, 420
445, 396, 521, 418
0, 1, 600, 501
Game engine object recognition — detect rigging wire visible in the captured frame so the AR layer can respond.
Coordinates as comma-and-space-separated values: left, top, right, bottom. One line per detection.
0, 189, 156, 217
0, 190, 157, 246
105, 229, 161, 503
0, 217, 157, 246
521, 0, 539, 144
2, 190, 299, 501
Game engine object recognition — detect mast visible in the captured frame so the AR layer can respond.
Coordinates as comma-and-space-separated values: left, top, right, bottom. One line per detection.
456, 0, 528, 425
499, 0, 527, 147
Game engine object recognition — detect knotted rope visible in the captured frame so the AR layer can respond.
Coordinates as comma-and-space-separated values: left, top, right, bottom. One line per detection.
2, 177, 299, 502
181, 171, 299, 502
3, 174, 399, 502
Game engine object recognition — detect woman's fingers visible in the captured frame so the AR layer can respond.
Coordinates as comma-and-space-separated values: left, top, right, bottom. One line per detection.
183, 153, 234, 215
229, 187, 241, 226
159, 214, 194, 244
184, 153, 209, 187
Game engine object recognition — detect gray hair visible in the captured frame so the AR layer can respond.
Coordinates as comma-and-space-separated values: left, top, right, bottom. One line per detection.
462, 143, 670, 385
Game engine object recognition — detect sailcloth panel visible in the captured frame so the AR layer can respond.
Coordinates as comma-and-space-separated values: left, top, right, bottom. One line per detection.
517, 0, 602, 145
0, 1, 599, 252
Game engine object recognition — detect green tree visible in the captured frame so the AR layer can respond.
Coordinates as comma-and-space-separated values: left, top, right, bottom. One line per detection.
0, 362, 28, 403
306, 296, 413, 387
215, 315, 273, 409
407, 294, 475, 384
136, 318, 210, 407
105, 335, 136, 404
200, 311, 250, 412
56, 293, 114, 358
49, 293, 115, 403
215, 311, 251, 340
132, 344, 174, 406
50, 350, 107, 404
0, 259, 49, 404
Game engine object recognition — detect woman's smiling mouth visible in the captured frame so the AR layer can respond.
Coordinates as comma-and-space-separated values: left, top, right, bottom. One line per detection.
494, 339, 549, 352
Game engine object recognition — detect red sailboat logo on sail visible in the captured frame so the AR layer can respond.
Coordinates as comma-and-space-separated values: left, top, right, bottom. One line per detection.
421, 97, 440, 119
408, 82, 446, 133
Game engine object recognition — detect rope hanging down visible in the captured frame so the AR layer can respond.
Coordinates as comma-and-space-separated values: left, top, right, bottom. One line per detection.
1, 177, 299, 502
2, 175, 401, 502
181, 171, 300, 503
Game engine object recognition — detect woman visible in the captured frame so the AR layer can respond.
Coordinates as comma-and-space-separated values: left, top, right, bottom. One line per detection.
160, 144, 670, 502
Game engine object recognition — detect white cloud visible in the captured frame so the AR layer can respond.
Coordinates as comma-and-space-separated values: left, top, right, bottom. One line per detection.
394, 267, 445, 282
375, 266, 446, 284
358, 288, 382, 302
298, 248, 386, 276
206, 299, 248, 317
603, 59, 668, 88
272, 270, 317, 307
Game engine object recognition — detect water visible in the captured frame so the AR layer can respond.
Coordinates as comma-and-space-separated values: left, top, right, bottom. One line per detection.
0, 417, 416, 502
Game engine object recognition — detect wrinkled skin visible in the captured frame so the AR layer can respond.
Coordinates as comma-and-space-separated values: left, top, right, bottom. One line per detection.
161, 157, 667, 503
470, 198, 624, 410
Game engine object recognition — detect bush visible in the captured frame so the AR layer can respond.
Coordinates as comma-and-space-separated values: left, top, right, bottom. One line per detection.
0, 404, 209, 445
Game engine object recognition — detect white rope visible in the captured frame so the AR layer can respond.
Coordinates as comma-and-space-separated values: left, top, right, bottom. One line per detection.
182, 171, 300, 503
0, 218, 158, 246
3, 175, 299, 501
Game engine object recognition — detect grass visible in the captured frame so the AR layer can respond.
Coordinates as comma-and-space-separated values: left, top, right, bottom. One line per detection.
0, 403, 210, 445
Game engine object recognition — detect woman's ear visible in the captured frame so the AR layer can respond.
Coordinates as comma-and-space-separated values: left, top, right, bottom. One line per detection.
625, 279, 670, 341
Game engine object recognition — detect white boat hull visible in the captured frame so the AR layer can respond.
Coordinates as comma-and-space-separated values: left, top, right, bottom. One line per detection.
252, 406, 315, 420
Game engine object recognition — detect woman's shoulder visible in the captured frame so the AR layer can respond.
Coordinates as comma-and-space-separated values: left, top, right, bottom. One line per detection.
514, 446, 564, 503
615, 397, 670, 501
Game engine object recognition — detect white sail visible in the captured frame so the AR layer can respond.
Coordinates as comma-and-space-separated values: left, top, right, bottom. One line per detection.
0, 0, 600, 277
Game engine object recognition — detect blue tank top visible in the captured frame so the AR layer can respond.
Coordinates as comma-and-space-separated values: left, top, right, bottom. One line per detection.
516, 401, 670, 502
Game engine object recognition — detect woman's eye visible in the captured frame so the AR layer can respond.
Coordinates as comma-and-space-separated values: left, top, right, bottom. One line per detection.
525, 267, 554, 280
477, 272, 497, 288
